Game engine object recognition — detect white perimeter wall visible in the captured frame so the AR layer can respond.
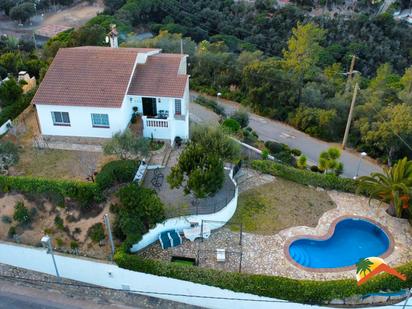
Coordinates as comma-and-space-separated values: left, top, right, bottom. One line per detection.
36, 102, 130, 138
131, 167, 237, 252
0, 241, 318, 309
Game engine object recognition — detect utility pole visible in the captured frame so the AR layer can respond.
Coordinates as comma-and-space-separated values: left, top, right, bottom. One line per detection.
345, 55, 357, 93
342, 82, 359, 149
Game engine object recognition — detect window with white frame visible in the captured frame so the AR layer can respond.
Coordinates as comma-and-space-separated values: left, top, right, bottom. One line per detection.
91, 113, 110, 128
51, 111, 70, 126
175, 99, 182, 115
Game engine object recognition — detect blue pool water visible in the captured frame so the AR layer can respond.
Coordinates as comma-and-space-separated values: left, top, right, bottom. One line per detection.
288, 218, 390, 268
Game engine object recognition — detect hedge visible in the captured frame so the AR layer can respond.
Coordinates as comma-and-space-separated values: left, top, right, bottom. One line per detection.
114, 251, 412, 304
95, 160, 140, 190
0, 88, 34, 127
252, 160, 359, 193
0, 175, 102, 207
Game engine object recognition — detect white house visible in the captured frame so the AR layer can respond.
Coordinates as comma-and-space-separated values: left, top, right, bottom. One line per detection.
32, 45, 190, 143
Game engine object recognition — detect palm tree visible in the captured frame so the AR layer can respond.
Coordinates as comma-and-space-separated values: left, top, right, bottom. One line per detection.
356, 258, 374, 277
357, 157, 412, 218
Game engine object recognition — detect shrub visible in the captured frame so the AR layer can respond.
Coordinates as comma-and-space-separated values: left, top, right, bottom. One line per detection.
252, 160, 359, 193
274, 151, 296, 166
261, 149, 269, 160
310, 165, 320, 173
55, 237, 64, 247
0, 175, 103, 207
114, 250, 412, 304
13, 201, 30, 224
54, 215, 64, 230
88, 223, 106, 243
1, 215, 11, 224
70, 240, 79, 250
264, 141, 289, 154
194, 96, 226, 117
231, 110, 249, 128
222, 118, 241, 133
291, 148, 302, 156
95, 160, 140, 190
297, 155, 307, 169
7, 226, 16, 238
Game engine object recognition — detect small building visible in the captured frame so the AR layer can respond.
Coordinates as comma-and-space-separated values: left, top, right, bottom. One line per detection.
34, 24, 73, 46
32, 45, 190, 143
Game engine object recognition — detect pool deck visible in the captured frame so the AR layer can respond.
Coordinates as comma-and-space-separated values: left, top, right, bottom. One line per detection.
240, 191, 412, 280
139, 190, 412, 280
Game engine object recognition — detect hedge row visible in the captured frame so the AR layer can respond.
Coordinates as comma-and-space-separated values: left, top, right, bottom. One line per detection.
114, 251, 412, 304
0, 175, 102, 207
95, 160, 140, 190
252, 160, 359, 193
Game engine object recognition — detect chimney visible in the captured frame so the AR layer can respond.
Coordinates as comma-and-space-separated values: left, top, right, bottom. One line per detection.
106, 24, 118, 48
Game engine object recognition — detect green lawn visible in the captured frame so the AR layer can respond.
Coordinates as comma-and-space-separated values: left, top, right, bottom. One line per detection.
230, 178, 336, 234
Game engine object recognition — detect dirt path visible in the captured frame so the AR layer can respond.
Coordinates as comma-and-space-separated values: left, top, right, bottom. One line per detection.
42, 1, 104, 28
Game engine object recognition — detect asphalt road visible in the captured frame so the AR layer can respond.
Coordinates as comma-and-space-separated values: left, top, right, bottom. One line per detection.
0, 290, 82, 309
189, 91, 382, 178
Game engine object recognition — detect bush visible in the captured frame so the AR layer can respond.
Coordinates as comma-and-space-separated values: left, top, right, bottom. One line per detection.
0, 175, 103, 207
274, 151, 296, 166
193, 96, 225, 117
231, 110, 249, 128
95, 160, 140, 190
264, 141, 289, 154
13, 201, 30, 224
222, 118, 241, 133
70, 240, 79, 250
291, 148, 302, 156
54, 215, 64, 230
310, 165, 320, 173
252, 160, 359, 193
55, 237, 64, 247
8, 226, 16, 238
114, 250, 412, 304
88, 223, 106, 243
261, 149, 269, 160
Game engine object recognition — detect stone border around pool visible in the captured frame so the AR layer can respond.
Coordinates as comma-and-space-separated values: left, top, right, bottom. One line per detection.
283, 215, 395, 273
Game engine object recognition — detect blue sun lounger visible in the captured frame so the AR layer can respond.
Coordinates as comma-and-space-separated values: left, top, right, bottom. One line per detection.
159, 230, 182, 249
159, 231, 172, 249
169, 230, 182, 247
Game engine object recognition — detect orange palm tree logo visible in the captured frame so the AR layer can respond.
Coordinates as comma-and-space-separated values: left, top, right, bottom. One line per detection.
356, 257, 407, 286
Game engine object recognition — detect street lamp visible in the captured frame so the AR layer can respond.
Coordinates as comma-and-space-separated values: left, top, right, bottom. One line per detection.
216, 92, 222, 103
354, 152, 367, 179
41, 235, 61, 282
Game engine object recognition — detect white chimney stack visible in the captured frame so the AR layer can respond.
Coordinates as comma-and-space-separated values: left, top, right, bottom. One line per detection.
107, 24, 118, 48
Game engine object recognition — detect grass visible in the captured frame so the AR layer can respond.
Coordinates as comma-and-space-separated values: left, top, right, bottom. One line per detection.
230, 178, 336, 234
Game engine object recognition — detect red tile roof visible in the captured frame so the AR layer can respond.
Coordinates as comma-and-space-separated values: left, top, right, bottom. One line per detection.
127, 53, 189, 98
35, 24, 72, 38
32, 47, 161, 108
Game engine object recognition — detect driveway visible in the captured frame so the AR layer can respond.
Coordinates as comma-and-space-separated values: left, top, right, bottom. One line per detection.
189, 91, 382, 178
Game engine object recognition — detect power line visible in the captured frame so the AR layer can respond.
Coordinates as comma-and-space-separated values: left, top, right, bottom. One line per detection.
0, 273, 411, 306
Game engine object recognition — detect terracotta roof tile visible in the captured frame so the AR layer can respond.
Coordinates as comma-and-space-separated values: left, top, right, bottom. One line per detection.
32, 47, 160, 108
127, 53, 189, 98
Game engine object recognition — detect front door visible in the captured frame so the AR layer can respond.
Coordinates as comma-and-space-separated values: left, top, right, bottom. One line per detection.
142, 97, 157, 117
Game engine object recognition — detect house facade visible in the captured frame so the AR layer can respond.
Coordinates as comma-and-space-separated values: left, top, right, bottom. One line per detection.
32, 46, 189, 143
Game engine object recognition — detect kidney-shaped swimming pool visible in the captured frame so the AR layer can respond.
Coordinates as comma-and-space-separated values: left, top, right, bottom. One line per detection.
288, 218, 391, 269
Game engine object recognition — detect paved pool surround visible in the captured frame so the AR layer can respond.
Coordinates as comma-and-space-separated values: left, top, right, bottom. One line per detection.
239, 191, 412, 280
139, 189, 412, 280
